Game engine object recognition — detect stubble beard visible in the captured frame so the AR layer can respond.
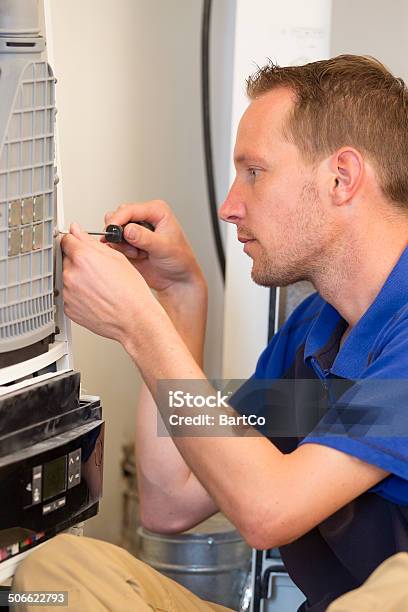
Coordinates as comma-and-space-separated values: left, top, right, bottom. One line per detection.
250, 182, 330, 288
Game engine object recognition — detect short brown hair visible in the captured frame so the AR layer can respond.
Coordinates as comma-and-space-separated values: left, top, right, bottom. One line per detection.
246, 55, 408, 207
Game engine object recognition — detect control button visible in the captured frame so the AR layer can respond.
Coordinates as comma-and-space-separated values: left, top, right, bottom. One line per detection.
68, 449, 81, 467
32, 467, 42, 480
32, 465, 42, 505
67, 449, 81, 489
67, 471, 80, 488
56, 497, 66, 508
42, 497, 66, 515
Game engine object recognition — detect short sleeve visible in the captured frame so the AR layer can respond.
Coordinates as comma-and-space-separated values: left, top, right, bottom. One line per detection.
300, 318, 408, 504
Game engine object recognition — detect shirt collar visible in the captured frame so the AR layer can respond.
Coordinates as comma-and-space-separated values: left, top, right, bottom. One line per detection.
304, 246, 408, 379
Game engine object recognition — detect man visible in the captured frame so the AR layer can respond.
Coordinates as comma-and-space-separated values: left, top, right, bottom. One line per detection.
13, 55, 408, 611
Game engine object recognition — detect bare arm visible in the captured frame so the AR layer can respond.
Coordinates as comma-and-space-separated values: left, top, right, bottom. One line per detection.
100, 201, 218, 532
135, 280, 218, 533
125, 315, 389, 549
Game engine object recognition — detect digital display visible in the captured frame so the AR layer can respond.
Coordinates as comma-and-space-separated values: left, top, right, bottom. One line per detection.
43, 456, 67, 501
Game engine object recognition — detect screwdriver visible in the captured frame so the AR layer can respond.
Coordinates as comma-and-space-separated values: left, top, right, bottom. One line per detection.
60, 221, 155, 243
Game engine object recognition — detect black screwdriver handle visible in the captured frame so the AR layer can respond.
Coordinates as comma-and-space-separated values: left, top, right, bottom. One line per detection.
105, 221, 155, 243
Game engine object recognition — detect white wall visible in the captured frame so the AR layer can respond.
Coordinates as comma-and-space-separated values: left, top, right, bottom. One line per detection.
43, 0, 234, 543
331, 0, 408, 80
222, 0, 332, 378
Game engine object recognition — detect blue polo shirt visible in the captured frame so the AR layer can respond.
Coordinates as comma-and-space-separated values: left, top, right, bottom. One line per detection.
231, 247, 408, 611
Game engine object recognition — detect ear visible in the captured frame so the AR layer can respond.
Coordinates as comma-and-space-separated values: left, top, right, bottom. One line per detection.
329, 147, 364, 206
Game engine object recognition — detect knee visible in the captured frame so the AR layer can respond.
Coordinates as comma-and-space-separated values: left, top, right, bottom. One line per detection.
13, 534, 80, 590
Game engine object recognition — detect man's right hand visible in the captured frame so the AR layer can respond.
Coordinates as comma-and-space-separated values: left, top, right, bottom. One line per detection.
104, 200, 205, 295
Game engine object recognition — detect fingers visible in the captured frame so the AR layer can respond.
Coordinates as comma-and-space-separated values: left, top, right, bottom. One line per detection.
68, 222, 84, 238
61, 232, 81, 257
69, 222, 97, 242
61, 223, 104, 258
104, 200, 170, 228
122, 222, 162, 253
110, 241, 149, 261
107, 223, 163, 257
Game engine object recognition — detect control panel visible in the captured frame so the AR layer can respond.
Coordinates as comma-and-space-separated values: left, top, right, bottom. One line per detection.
26, 447, 82, 515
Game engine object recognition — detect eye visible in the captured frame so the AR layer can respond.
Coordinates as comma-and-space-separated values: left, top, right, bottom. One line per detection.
248, 167, 261, 181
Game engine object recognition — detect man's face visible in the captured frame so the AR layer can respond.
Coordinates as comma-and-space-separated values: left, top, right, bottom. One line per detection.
219, 88, 337, 287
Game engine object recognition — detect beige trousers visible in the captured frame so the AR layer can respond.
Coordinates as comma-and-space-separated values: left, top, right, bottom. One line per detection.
12, 534, 232, 612
12, 533, 408, 611
327, 552, 408, 612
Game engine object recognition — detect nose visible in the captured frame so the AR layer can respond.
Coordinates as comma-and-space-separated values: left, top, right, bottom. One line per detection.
218, 180, 246, 224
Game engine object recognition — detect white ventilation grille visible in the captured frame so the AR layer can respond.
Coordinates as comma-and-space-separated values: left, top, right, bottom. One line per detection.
0, 61, 56, 352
